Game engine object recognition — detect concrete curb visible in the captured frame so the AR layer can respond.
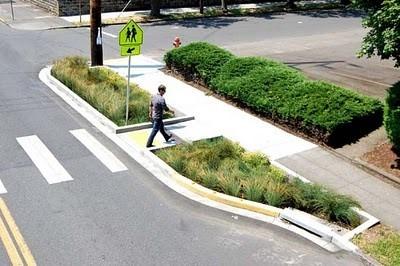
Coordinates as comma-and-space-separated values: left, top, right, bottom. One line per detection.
325, 146, 400, 187
39, 66, 378, 255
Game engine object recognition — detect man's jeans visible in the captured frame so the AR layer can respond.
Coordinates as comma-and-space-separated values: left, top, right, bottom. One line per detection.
146, 119, 170, 147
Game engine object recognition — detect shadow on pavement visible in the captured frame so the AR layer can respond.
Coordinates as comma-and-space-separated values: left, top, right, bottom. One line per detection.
150, 16, 248, 29
296, 9, 364, 18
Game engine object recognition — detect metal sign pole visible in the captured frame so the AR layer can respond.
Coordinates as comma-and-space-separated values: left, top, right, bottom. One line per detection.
10, 0, 14, 20
125, 55, 132, 126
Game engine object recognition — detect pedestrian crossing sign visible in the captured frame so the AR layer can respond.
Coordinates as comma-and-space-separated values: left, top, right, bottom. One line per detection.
119, 20, 144, 47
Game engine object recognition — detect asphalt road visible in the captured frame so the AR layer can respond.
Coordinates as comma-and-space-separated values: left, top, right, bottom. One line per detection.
0, 12, 372, 265
102, 10, 398, 99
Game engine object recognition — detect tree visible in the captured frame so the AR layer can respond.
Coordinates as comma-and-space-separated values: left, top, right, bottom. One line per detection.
199, 0, 204, 14
353, 0, 400, 67
354, 0, 400, 153
90, 0, 103, 66
221, 0, 228, 12
286, 0, 296, 9
150, 0, 161, 17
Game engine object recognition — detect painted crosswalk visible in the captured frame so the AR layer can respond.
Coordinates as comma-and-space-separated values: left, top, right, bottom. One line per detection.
0, 129, 129, 194
70, 129, 127, 173
16, 135, 73, 184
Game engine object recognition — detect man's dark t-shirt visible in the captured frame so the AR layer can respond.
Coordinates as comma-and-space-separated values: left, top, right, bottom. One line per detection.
151, 93, 169, 120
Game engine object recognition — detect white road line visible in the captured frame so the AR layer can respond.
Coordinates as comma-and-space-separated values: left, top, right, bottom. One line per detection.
0, 180, 7, 194
16, 135, 73, 184
86, 28, 117, 38
70, 129, 128, 173
102, 31, 117, 38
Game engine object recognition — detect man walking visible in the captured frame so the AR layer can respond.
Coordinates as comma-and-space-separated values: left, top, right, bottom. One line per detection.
146, 85, 174, 148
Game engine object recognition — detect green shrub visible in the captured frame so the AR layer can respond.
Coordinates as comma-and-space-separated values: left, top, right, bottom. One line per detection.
164, 42, 234, 85
242, 151, 270, 169
165, 42, 384, 147
384, 82, 400, 150
51, 56, 153, 126
212, 57, 283, 81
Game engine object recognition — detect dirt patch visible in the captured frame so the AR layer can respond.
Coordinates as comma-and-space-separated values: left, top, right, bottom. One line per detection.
362, 142, 400, 179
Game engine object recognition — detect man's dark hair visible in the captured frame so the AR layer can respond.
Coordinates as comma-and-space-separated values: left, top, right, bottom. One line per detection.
158, 84, 166, 92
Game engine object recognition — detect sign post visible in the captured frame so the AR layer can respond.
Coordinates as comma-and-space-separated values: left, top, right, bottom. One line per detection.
10, 0, 14, 20
118, 20, 144, 125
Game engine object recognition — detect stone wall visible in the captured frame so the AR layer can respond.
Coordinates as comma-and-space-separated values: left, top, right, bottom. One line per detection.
24, 0, 58, 14
25, 0, 281, 16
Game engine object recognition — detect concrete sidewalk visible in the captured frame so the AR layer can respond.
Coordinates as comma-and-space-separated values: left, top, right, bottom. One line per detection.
0, 0, 71, 30
106, 55, 400, 231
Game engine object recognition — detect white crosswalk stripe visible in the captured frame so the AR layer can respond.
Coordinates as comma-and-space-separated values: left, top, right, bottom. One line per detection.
0, 180, 7, 194
16, 135, 73, 184
70, 129, 128, 173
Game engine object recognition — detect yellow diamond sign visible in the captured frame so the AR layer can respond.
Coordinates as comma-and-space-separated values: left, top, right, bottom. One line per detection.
119, 20, 144, 46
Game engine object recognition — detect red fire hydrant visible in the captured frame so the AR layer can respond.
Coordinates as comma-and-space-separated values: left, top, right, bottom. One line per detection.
173, 37, 182, 48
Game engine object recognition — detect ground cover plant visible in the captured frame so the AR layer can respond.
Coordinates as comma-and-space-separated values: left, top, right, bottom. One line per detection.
51, 56, 170, 126
165, 43, 383, 147
354, 224, 400, 266
155, 137, 361, 227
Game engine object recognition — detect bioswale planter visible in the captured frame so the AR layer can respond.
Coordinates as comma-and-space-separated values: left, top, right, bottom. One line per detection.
149, 140, 379, 253
40, 66, 379, 255
43, 66, 194, 134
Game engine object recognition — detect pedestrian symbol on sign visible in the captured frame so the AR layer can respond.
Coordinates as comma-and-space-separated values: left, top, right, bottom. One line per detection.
119, 20, 143, 46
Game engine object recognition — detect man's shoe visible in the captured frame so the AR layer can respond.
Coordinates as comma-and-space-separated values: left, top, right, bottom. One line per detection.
146, 144, 155, 148
166, 135, 175, 142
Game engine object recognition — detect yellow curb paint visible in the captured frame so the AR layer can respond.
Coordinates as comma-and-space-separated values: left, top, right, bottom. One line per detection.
0, 214, 23, 265
126, 130, 163, 148
0, 198, 36, 266
170, 172, 280, 218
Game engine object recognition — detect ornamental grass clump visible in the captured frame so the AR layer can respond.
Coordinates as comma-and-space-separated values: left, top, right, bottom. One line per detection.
155, 137, 361, 227
51, 56, 152, 126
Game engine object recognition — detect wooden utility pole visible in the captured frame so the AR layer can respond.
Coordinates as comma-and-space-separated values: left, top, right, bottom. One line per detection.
90, 0, 103, 66
199, 0, 204, 14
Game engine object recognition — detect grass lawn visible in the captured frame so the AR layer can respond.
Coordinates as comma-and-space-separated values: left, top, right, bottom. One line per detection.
354, 224, 400, 266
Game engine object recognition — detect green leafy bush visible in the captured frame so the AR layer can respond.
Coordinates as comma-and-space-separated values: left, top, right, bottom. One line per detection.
165, 42, 383, 146
384, 82, 400, 150
51, 56, 153, 126
164, 42, 234, 85
156, 137, 361, 226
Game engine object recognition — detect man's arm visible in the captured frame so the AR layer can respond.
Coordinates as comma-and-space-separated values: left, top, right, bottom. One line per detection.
149, 100, 153, 119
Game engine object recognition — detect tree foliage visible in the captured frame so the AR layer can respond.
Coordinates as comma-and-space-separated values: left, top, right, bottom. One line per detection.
353, 0, 400, 67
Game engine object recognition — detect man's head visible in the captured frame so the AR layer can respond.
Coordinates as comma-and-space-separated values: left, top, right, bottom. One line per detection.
158, 84, 166, 96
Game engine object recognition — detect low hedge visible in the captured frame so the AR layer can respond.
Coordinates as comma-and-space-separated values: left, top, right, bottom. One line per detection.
164, 42, 234, 85
384, 82, 400, 150
165, 43, 383, 146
